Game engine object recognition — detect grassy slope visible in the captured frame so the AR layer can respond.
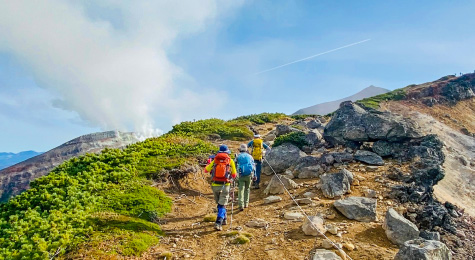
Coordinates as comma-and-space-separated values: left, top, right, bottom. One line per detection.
0, 113, 290, 259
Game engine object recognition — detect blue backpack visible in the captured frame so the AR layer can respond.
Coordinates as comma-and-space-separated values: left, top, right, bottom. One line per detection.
236, 153, 254, 176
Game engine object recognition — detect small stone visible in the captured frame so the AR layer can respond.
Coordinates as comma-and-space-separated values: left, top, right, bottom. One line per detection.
326, 213, 336, 220
386, 201, 393, 206
264, 196, 283, 204
303, 191, 317, 198
363, 189, 377, 198
246, 218, 268, 228
284, 212, 304, 220
322, 240, 333, 249
327, 225, 338, 235
172, 243, 177, 248
313, 249, 343, 260
343, 243, 355, 251
365, 166, 379, 172
302, 216, 327, 236
296, 198, 313, 204
353, 179, 360, 186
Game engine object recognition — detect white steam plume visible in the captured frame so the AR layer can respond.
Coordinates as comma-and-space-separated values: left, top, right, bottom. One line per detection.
0, 0, 237, 138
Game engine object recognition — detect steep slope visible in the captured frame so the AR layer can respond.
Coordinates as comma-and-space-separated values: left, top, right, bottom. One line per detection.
293, 85, 389, 115
366, 72, 475, 217
0, 151, 42, 170
0, 131, 140, 201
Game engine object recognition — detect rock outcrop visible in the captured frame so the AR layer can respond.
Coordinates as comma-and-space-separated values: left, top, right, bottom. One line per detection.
334, 197, 377, 222
323, 101, 422, 148
353, 150, 384, 165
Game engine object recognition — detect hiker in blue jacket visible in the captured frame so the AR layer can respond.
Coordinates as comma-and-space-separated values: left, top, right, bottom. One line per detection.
235, 144, 255, 210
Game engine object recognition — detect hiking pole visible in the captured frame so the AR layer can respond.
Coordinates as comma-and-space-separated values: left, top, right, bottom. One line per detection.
229, 180, 235, 230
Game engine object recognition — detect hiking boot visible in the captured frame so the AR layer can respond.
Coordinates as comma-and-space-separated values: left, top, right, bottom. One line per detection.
238, 207, 244, 212
214, 223, 222, 231
244, 204, 249, 208
222, 218, 227, 225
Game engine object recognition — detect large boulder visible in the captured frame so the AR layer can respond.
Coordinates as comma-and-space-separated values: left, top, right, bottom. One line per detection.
320, 169, 353, 198
264, 174, 298, 195
331, 152, 354, 163
305, 130, 323, 146
323, 102, 422, 147
372, 140, 408, 157
276, 124, 302, 137
293, 156, 324, 178
354, 150, 385, 166
394, 238, 452, 260
383, 208, 419, 246
307, 119, 322, 129
302, 216, 326, 236
312, 249, 342, 260
334, 197, 377, 222
263, 143, 306, 175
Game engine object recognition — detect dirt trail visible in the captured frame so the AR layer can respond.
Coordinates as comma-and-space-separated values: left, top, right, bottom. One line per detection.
141, 144, 406, 259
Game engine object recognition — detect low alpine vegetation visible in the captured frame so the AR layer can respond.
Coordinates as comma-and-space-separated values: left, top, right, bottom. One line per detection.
232, 113, 286, 125
273, 131, 308, 149
0, 134, 215, 259
169, 118, 253, 140
357, 88, 406, 109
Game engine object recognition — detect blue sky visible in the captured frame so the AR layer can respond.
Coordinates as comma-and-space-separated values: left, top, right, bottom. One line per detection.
1, 0, 474, 153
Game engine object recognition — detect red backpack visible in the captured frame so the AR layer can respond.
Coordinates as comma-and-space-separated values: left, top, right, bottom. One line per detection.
211, 153, 231, 182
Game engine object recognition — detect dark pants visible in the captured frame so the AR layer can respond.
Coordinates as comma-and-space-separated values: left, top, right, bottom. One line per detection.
254, 160, 262, 186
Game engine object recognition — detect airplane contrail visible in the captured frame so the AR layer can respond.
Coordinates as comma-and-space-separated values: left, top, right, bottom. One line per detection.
253, 39, 371, 75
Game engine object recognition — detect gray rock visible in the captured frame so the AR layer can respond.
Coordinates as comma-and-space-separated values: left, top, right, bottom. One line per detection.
303, 192, 318, 198
264, 133, 276, 142
263, 143, 306, 175
363, 188, 377, 198
264, 195, 283, 204
297, 165, 324, 179
334, 197, 377, 222
284, 212, 304, 220
320, 154, 335, 165
295, 198, 313, 204
383, 208, 420, 246
246, 218, 268, 228
264, 174, 298, 195
331, 152, 354, 163
420, 230, 440, 241
354, 150, 385, 165
312, 249, 342, 260
302, 216, 326, 236
276, 124, 302, 137
305, 130, 323, 146
394, 238, 452, 260
307, 120, 322, 129
323, 101, 422, 147
320, 169, 354, 198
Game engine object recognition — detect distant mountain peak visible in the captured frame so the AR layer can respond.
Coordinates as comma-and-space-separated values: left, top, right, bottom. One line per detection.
293, 85, 390, 115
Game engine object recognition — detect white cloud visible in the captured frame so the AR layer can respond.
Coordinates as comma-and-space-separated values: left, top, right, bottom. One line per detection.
0, 0, 241, 136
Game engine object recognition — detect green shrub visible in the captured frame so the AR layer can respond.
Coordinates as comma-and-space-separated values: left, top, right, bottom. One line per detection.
290, 114, 316, 120
232, 113, 286, 124
273, 132, 308, 149
232, 235, 250, 244
169, 119, 253, 140
357, 88, 406, 109
0, 134, 214, 259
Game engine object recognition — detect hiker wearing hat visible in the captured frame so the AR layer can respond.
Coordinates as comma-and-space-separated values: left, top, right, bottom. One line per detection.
204, 144, 237, 230
248, 134, 271, 189
235, 144, 255, 210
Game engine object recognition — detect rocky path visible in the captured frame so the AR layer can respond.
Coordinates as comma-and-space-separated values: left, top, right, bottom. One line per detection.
142, 158, 405, 260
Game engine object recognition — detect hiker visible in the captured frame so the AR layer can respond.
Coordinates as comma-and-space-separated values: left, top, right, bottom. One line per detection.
204, 145, 237, 231
235, 144, 255, 211
248, 134, 271, 189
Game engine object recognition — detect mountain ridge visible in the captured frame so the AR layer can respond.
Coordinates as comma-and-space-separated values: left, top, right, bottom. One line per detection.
293, 85, 390, 115
0, 151, 43, 170
0, 130, 140, 201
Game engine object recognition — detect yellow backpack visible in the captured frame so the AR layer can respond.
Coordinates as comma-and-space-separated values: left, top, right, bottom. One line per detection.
252, 138, 263, 160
